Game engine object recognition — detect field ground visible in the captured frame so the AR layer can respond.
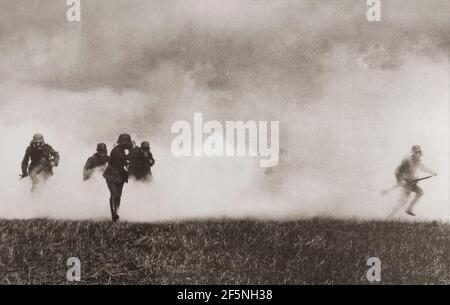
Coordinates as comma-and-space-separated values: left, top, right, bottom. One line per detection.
0, 218, 449, 284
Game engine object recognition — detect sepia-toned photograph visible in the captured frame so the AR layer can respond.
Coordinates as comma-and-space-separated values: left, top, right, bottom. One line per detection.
0, 0, 448, 290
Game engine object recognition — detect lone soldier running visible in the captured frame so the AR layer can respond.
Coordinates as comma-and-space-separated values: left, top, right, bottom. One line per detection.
21, 134, 60, 193
83, 143, 110, 181
395, 145, 437, 216
103, 134, 133, 222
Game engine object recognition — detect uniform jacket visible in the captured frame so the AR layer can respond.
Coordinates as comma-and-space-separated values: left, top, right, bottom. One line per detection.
21, 144, 60, 176
395, 156, 434, 183
128, 148, 155, 180
83, 153, 110, 180
103, 145, 130, 183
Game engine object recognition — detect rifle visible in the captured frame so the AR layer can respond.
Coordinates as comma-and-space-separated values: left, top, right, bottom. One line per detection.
410, 175, 434, 183
18, 159, 56, 180
381, 175, 435, 196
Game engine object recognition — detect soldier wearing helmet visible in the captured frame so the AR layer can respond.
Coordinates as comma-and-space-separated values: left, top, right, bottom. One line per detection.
395, 145, 437, 216
103, 134, 133, 222
83, 143, 110, 181
128, 141, 155, 181
21, 134, 60, 193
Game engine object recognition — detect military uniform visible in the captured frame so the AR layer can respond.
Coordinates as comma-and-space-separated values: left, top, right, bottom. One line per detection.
103, 134, 132, 222
83, 153, 109, 180
395, 145, 436, 216
21, 134, 60, 193
128, 142, 155, 181
83, 143, 110, 180
395, 156, 425, 196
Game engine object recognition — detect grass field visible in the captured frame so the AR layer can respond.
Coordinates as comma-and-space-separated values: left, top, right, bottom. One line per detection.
0, 218, 449, 284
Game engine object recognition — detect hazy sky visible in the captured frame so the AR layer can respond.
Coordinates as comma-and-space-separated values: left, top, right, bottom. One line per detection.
0, 0, 448, 221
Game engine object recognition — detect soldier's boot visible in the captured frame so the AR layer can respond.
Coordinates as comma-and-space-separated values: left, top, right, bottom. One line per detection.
406, 194, 422, 216
110, 197, 117, 222
114, 200, 120, 222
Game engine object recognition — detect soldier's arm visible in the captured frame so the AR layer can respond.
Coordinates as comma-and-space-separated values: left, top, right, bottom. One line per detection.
109, 148, 119, 165
83, 168, 91, 180
149, 153, 155, 167
47, 145, 60, 166
84, 157, 95, 171
21, 147, 31, 175
418, 163, 436, 175
395, 158, 409, 183
82, 157, 94, 180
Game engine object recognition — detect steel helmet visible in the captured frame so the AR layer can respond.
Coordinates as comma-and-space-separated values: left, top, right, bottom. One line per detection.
32, 133, 44, 143
141, 141, 150, 149
117, 134, 132, 146
96, 143, 107, 153
412, 145, 422, 153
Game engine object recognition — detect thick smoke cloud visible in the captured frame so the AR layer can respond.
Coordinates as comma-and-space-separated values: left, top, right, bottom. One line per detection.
0, 0, 448, 221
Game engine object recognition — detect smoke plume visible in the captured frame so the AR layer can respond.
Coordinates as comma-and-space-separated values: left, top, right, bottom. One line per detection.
0, 0, 448, 222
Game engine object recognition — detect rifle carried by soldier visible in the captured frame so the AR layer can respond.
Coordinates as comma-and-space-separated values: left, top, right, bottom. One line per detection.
384, 145, 437, 217
381, 175, 434, 196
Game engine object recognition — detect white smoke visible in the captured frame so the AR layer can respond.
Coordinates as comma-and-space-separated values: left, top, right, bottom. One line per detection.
0, 1, 448, 222
0, 52, 448, 223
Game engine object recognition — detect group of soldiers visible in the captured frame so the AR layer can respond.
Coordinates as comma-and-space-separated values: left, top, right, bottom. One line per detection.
20, 133, 436, 220
21, 133, 155, 222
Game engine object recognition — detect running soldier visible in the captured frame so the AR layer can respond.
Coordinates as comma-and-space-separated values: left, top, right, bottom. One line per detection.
83, 143, 110, 180
21, 134, 60, 193
103, 134, 133, 222
395, 145, 437, 216
129, 141, 155, 181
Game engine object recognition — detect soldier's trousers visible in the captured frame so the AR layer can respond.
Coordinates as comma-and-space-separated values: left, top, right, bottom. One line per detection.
29, 170, 52, 194
106, 179, 125, 216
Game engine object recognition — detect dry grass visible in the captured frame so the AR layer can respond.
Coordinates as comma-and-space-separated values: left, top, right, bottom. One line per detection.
0, 218, 449, 284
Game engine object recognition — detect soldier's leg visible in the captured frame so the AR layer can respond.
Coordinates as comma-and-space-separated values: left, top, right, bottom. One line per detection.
399, 186, 410, 205
406, 185, 423, 214
388, 187, 410, 217
115, 181, 125, 213
40, 171, 52, 184
30, 171, 43, 194
144, 172, 153, 182
30, 175, 38, 194
106, 180, 118, 221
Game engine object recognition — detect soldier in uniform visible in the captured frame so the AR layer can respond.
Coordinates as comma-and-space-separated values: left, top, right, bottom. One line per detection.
83, 143, 110, 180
21, 134, 60, 193
128, 141, 155, 181
395, 145, 437, 216
103, 134, 133, 222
